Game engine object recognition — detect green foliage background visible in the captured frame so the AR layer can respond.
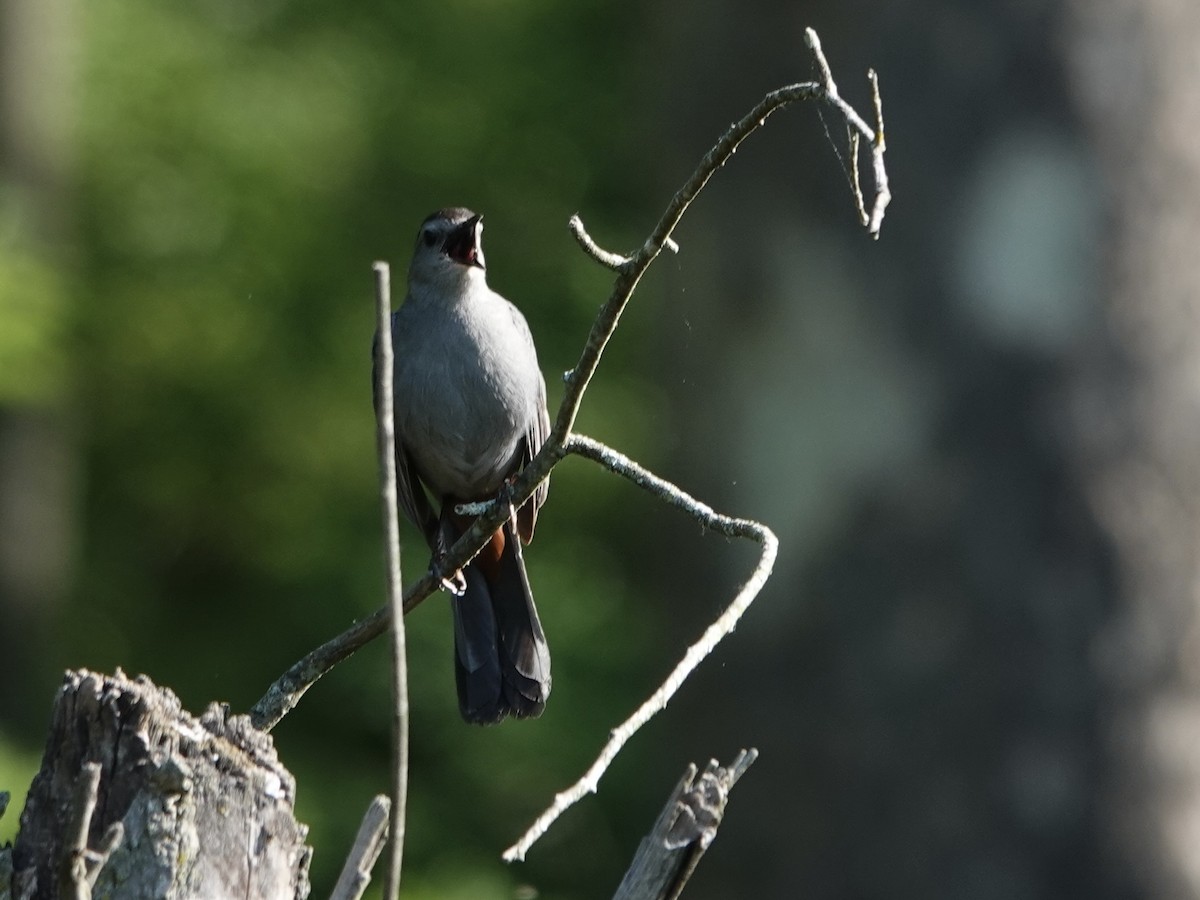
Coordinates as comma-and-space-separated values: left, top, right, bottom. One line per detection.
4, 1, 1154, 897
1, 0, 677, 895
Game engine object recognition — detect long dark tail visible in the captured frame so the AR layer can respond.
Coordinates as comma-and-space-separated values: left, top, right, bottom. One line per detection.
445, 517, 551, 724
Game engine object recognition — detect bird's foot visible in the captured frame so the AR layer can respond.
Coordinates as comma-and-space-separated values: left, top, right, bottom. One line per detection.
430, 557, 467, 596
496, 478, 519, 530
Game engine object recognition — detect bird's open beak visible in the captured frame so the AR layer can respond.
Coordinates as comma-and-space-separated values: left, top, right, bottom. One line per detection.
443, 215, 485, 269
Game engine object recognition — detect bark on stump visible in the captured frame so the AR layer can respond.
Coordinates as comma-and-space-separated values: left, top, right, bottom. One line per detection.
5, 669, 311, 899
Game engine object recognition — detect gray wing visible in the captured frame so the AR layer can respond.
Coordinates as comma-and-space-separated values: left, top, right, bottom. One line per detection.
373, 312, 439, 547
510, 303, 550, 544
516, 374, 549, 545
395, 442, 439, 547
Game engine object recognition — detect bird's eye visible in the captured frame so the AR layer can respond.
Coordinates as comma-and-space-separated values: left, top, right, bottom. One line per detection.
422, 230, 438, 248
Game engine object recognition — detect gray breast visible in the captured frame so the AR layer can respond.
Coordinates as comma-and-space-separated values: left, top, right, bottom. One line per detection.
392, 291, 538, 500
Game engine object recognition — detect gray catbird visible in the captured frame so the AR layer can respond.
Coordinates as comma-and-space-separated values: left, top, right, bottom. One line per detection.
374, 207, 551, 724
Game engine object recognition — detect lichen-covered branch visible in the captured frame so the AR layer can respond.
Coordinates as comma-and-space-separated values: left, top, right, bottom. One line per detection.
248, 26, 887, 754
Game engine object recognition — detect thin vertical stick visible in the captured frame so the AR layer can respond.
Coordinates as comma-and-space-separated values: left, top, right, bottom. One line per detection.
373, 262, 409, 898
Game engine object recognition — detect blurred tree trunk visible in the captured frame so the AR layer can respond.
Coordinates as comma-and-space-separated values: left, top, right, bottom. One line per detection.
647, 2, 1193, 898
1067, 1, 1200, 896
0, 0, 78, 723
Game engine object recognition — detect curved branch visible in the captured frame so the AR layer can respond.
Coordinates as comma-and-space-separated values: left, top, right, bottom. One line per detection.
568, 215, 629, 271
248, 26, 886, 735
502, 437, 777, 861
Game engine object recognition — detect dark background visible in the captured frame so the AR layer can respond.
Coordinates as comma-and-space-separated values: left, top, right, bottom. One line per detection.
2, 0, 1198, 897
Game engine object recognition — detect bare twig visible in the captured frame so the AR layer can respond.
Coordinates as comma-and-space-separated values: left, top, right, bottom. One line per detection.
502, 439, 776, 861
867, 68, 889, 236
60, 762, 123, 900
249, 605, 388, 730
804, 28, 890, 237
86, 824, 123, 891
249, 27, 886, 751
61, 762, 100, 900
848, 129, 865, 225
612, 750, 758, 900
569, 214, 629, 270
330, 795, 392, 900
373, 262, 409, 900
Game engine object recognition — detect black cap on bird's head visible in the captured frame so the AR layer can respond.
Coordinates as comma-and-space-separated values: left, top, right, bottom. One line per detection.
417, 207, 485, 270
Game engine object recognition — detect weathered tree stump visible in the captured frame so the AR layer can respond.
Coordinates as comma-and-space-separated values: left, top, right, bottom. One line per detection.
4, 669, 311, 900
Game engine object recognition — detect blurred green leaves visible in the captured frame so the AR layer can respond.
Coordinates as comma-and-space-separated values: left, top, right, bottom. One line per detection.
0, 728, 39, 847
21, 0, 664, 894
0, 247, 67, 405
0, 187, 68, 405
